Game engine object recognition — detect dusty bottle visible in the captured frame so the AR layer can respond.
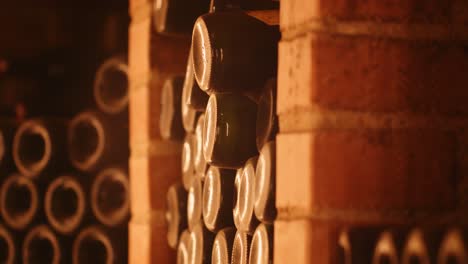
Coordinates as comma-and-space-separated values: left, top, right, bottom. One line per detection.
373, 229, 408, 264
192, 11, 279, 94
254, 141, 276, 224
68, 110, 129, 172
232, 230, 252, 264
153, 0, 210, 35
22, 225, 64, 264
13, 119, 68, 178
182, 96, 199, 133
177, 230, 192, 264
182, 133, 196, 190
202, 166, 236, 231
91, 167, 130, 227
190, 223, 215, 264
255, 79, 277, 151
72, 225, 127, 264
437, 229, 467, 264
203, 93, 257, 168
160, 76, 185, 141
0, 224, 16, 264
0, 174, 39, 230
187, 178, 203, 230
166, 183, 188, 249
249, 224, 273, 264
233, 157, 260, 234
182, 48, 209, 112
45, 175, 87, 235
93, 56, 129, 115
212, 227, 236, 264
0, 120, 17, 177
193, 114, 207, 177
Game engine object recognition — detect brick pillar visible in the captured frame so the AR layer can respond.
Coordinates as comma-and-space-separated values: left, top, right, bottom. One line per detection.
128, 1, 190, 263
275, 1, 468, 263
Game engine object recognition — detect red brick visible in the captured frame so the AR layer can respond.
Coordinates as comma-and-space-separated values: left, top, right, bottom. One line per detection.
278, 33, 468, 115
276, 130, 456, 216
129, 19, 151, 79
274, 219, 341, 264
280, 0, 468, 30
129, 220, 175, 264
130, 154, 181, 215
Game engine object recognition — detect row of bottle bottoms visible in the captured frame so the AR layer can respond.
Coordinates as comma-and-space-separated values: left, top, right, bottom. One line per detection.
0, 223, 127, 264
172, 222, 468, 264
0, 169, 129, 232
158, 5, 281, 264
0, 55, 130, 263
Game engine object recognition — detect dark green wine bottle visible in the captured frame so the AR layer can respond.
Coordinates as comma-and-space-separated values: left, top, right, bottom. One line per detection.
192, 11, 279, 94
249, 224, 273, 264
212, 227, 236, 264
202, 166, 236, 232
166, 183, 188, 249
254, 141, 276, 224
203, 93, 258, 169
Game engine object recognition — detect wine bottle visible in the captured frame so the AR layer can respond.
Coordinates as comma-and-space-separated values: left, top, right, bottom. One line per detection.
437, 229, 467, 264
0, 174, 39, 230
249, 224, 273, 264
193, 114, 207, 177
202, 166, 236, 231
231, 230, 252, 264
0, 120, 17, 177
166, 183, 188, 249
182, 48, 209, 111
192, 11, 279, 94
187, 178, 203, 231
254, 141, 276, 223
203, 93, 257, 168
45, 175, 87, 235
22, 225, 64, 264
233, 157, 259, 234
255, 79, 277, 151
72, 225, 127, 264
68, 110, 128, 172
93, 55, 129, 115
177, 230, 191, 264
13, 119, 68, 178
182, 97, 199, 133
160, 76, 185, 141
402, 228, 445, 264
212, 227, 236, 264
90, 167, 130, 227
190, 223, 214, 264
0, 224, 16, 264
182, 133, 196, 190
373, 229, 408, 264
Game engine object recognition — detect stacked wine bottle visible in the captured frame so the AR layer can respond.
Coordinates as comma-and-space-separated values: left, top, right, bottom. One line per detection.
337, 226, 468, 264
0, 56, 130, 264
158, 1, 280, 263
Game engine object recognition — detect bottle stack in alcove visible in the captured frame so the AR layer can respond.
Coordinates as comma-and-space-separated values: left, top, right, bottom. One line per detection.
157, 1, 468, 264
0, 51, 130, 263
157, 1, 280, 263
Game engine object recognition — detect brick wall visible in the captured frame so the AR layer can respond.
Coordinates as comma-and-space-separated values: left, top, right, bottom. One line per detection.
275, 0, 468, 263
128, 0, 190, 262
